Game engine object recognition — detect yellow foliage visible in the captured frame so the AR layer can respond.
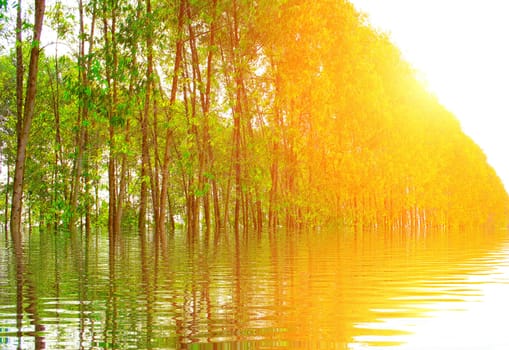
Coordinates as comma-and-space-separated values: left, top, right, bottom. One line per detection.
255, 0, 509, 229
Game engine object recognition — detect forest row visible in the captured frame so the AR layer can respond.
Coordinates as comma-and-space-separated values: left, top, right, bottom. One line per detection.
1, 0, 507, 241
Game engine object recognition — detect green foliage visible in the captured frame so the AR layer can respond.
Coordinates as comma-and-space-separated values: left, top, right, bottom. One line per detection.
1, 0, 506, 234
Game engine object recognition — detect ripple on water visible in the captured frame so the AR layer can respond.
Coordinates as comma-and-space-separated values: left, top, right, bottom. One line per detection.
1, 229, 509, 349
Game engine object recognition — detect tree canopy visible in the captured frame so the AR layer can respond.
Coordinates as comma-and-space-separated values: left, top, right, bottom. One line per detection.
0, 0, 507, 238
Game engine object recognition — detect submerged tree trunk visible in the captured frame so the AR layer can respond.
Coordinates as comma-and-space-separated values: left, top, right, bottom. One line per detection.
114, 120, 129, 235
188, 0, 219, 234
11, 0, 46, 243
11, 0, 24, 243
232, 3, 243, 236
69, 0, 96, 232
47, 49, 66, 229
102, 1, 121, 239
138, 0, 153, 237
4, 164, 9, 239
155, 0, 185, 241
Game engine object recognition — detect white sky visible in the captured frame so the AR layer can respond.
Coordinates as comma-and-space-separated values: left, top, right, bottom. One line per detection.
351, 0, 509, 190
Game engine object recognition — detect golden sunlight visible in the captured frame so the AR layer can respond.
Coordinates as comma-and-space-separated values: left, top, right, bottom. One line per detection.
351, 0, 509, 190
3, 2, 509, 348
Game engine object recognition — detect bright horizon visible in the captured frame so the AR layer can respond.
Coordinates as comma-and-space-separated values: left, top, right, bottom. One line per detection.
351, 0, 509, 191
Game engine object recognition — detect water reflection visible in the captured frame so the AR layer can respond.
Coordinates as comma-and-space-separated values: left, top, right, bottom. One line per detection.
0, 227, 508, 349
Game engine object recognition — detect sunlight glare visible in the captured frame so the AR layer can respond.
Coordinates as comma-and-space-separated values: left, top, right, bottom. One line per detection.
351, 0, 509, 190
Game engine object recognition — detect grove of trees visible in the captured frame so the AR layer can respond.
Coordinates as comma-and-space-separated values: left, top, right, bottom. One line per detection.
0, 0, 507, 243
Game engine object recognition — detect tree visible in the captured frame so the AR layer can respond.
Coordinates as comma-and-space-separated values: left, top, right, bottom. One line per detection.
1, 0, 506, 238
11, 0, 46, 243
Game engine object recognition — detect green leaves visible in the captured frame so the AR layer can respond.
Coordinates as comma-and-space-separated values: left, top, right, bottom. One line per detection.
1, 0, 505, 234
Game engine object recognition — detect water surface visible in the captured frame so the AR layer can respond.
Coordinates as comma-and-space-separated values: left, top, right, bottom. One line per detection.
1, 227, 509, 349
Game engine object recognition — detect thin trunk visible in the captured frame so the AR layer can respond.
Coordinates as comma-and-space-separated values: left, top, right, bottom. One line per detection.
181, 76, 197, 237
223, 147, 234, 230
139, 112, 149, 235
255, 188, 262, 233
95, 159, 100, 230
84, 127, 91, 236
114, 119, 129, 235
212, 180, 220, 232
268, 142, 278, 231
83, 3, 96, 237
139, 0, 152, 236
111, 6, 119, 237
104, 2, 119, 238
112, 1, 134, 236
50, 32, 66, 200
167, 191, 175, 233
150, 89, 160, 235
184, 45, 201, 235
187, 12, 208, 232
47, 49, 65, 230
28, 201, 32, 235
70, 0, 96, 231
15, 0, 23, 141
4, 163, 7, 240
188, 0, 219, 233
233, 103, 241, 236
229, 0, 243, 235
4, 163, 9, 238
157, 0, 185, 240
11, 0, 46, 242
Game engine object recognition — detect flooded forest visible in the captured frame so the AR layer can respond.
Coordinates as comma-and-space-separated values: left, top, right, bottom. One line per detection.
1, 0, 509, 348
1, 0, 507, 239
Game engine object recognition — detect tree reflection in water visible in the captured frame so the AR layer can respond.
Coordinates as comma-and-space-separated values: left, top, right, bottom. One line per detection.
0, 227, 508, 349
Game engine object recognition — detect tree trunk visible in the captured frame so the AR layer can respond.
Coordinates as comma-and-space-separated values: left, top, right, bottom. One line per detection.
139, 111, 149, 236
268, 140, 279, 231
230, 0, 243, 236
11, 0, 23, 243
4, 163, 9, 239
156, 0, 185, 241
11, 0, 46, 242
70, 0, 96, 232
103, 2, 119, 239
233, 94, 241, 236
114, 119, 129, 235
46, 41, 67, 230
138, 0, 153, 236
181, 49, 200, 237
187, 0, 219, 234
186, 1, 208, 233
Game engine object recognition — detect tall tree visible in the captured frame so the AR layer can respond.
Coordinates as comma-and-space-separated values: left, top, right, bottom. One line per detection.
10, 0, 46, 242
69, 0, 96, 233
138, 0, 152, 237
154, 0, 185, 240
